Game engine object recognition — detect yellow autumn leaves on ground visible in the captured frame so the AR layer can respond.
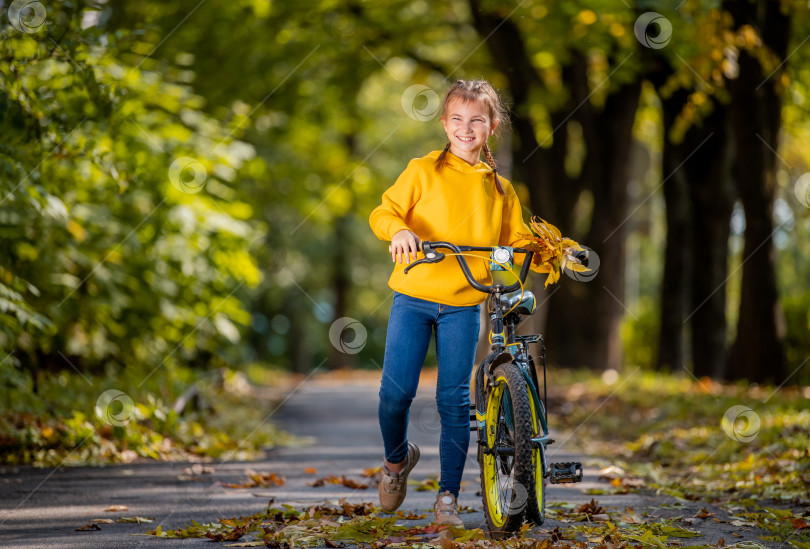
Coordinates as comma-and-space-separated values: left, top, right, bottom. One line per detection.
517, 217, 590, 287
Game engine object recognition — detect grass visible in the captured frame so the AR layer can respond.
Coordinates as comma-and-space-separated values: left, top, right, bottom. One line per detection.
547, 368, 810, 505
0, 364, 302, 466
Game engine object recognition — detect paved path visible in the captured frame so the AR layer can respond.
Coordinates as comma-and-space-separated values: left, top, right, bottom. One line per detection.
0, 374, 789, 548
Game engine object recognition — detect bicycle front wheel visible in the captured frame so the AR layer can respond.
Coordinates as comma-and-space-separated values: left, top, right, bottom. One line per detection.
479, 363, 535, 538
525, 394, 546, 526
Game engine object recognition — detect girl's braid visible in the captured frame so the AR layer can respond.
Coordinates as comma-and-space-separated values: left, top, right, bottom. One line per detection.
483, 142, 505, 196
435, 141, 451, 172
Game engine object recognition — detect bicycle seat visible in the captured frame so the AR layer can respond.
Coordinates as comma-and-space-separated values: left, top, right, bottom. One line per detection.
501, 289, 536, 316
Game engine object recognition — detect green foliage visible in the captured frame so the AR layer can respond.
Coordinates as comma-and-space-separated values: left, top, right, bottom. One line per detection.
620, 296, 660, 370
3, 0, 810, 471
782, 292, 810, 385
0, 366, 298, 466
0, 1, 261, 378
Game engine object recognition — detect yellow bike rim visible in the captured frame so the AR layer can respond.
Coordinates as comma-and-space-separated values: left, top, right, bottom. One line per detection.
483, 376, 508, 528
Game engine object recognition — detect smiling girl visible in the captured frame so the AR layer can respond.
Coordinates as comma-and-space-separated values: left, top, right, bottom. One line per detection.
369, 80, 536, 526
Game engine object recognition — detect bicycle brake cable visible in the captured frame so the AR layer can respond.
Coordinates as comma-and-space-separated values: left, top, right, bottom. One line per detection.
443, 252, 525, 317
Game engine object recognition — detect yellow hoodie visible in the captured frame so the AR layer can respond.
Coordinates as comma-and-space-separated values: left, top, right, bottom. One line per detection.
369, 150, 534, 306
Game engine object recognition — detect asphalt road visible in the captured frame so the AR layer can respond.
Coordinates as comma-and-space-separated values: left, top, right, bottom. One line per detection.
0, 373, 790, 548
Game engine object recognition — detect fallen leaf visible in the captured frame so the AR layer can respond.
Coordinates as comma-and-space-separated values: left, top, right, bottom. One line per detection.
598, 465, 626, 480
793, 518, 810, 529
576, 499, 605, 517
90, 518, 115, 524
204, 517, 260, 542
118, 516, 154, 523
409, 476, 441, 492
224, 471, 285, 489
182, 464, 214, 475
304, 467, 318, 474
264, 542, 292, 549
75, 523, 101, 531
308, 475, 368, 489
340, 476, 369, 490
396, 510, 427, 520
695, 507, 715, 519
309, 475, 340, 487
362, 466, 383, 478
104, 505, 128, 512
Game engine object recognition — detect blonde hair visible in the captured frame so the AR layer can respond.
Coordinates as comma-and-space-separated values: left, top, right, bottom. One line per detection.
434, 80, 510, 195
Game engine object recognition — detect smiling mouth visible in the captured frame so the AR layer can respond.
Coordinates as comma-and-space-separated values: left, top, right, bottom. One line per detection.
456, 135, 475, 143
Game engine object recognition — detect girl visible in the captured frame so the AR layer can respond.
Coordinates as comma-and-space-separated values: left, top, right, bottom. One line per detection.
369, 79, 538, 526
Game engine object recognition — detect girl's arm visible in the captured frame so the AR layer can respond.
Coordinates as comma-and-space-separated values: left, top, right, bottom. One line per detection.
498, 179, 534, 248
499, 181, 580, 271
369, 159, 423, 241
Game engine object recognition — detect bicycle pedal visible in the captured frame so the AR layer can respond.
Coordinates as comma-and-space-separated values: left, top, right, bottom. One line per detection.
549, 462, 583, 484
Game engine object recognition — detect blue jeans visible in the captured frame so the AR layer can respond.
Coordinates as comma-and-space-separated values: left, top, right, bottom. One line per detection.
378, 292, 481, 497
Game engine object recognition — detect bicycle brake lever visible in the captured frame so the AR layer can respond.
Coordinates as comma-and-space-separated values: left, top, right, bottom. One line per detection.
403, 241, 445, 274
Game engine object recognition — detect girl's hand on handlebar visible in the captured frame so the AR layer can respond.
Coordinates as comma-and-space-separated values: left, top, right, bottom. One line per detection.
389, 229, 421, 264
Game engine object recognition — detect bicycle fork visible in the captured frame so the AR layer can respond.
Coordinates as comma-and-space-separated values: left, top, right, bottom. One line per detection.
470, 354, 583, 485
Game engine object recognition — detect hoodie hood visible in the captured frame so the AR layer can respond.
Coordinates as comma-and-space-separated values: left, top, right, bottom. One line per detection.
426, 149, 494, 175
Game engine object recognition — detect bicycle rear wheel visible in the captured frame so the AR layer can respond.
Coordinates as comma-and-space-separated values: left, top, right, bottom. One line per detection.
479, 363, 534, 538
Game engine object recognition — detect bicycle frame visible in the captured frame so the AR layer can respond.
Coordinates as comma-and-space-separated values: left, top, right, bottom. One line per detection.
404, 240, 583, 534
474, 281, 550, 478
403, 241, 549, 467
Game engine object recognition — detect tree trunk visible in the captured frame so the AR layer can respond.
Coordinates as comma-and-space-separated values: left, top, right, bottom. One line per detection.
655, 86, 734, 377
725, 0, 788, 383
327, 212, 354, 370
685, 104, 734, 378
469, 0, 641, 370
289, 309, 311, 374
656, 133, 692, 373
577, 80, 643, 371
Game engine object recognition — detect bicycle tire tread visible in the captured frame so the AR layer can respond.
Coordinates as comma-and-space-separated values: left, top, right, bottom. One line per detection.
480, 362, 535, 538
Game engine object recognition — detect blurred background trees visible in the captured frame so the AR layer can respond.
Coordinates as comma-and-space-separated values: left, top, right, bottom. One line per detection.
2, 0, 809, 421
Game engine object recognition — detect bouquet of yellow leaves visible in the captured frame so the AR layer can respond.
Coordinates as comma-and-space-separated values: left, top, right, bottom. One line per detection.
516, 216, 591, 287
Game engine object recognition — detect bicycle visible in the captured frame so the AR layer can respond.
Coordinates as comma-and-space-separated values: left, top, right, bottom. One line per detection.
404, 241, 583, 538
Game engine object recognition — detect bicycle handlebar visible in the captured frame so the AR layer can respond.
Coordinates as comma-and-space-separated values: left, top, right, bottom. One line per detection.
403, 241, 535, 294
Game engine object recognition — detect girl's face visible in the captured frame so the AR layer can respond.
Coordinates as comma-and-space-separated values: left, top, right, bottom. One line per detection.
441, 98, 498, 162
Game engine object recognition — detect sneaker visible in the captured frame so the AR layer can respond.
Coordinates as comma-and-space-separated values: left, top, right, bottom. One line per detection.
378, 442, 420, 512
433, 491, 464, 527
